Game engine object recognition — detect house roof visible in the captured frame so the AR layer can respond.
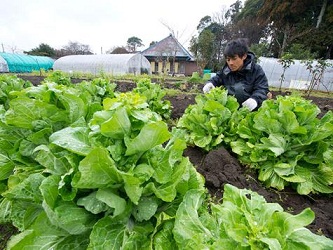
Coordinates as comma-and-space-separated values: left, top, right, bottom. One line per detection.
141, 34, 194, 61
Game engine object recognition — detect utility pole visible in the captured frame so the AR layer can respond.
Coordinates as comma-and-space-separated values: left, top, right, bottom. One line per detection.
1, 43, 4, 52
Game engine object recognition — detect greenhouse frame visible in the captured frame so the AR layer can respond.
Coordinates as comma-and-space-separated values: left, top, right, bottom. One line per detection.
53, 53, 151, 75
0, 52, 54, 73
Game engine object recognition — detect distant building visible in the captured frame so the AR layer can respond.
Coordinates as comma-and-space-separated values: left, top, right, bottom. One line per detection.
141, 34, 198, 76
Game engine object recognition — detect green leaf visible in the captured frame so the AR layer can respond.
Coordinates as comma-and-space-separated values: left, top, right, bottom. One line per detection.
153, 219, 177, 250
57, 91, 86, 124
101, 106, 131, 139
125, 121, 170, 156
132, 196, 159, 222
279, 109, 301, 134
34, 145, 71, 175
0, 153, 14, 180
271, 207, 315, 237
96, 188, 127, 217
193, 134, 212, 148
72, 147, 122, 189
5, 97, 64, 129
77, 191, 109, 214
43, 200, 96, 235
173, 189, 213, 248
295, 165, 333, 194
273, 163, 295, 176
49, 126, 92, 156
7, 212, 90, 250
40, 175, 61, 209
230, 140, 249, 156
310, 122, 333, 142
88, 216, 127, 250
3, 173, 45, 204
286, 227, 333, 249
259, 134, 287, 156
88, 216, 154, 250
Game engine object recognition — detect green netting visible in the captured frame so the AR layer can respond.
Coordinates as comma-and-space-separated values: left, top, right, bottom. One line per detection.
0, 53, 54, 73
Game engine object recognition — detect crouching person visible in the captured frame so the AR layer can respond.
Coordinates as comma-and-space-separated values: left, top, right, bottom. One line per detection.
203, 38, 270, 111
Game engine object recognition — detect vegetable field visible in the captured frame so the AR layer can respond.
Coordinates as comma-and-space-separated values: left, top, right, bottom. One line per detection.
0, 73, 333, 249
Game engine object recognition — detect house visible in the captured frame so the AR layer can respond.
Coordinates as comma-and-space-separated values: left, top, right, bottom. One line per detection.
141, 34, 198, 76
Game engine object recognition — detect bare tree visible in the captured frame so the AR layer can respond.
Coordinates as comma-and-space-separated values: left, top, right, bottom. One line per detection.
106, 46, 129, 54
9, 45, 19, 53
62, 41, 93, 55
154, 40, 178, 74
159, 20, 194, 49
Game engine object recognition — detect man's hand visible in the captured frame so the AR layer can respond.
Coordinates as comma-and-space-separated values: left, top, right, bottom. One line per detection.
242, 98, 257, 111
203, 82, 215, 93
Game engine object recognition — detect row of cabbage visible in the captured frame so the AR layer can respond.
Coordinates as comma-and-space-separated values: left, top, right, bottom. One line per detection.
177, 87, 333, 195
0, 73, 332, 249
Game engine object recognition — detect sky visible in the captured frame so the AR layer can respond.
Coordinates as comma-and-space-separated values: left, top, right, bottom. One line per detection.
0, 0, 237, 54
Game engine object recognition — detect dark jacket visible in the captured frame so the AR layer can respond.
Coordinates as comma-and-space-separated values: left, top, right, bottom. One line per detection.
209, 52, 269, 108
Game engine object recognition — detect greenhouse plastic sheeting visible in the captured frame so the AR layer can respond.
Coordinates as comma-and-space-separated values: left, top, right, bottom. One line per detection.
0, 55, 9, 72
0, 53, 54, 73
53, 53, 151, 75
258, 57, 333, 92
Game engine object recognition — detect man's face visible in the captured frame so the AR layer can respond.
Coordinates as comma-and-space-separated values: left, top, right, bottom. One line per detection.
226, 54, 247, 71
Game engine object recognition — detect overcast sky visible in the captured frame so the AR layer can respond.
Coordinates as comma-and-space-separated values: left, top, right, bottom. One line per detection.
0, 0, 237, 54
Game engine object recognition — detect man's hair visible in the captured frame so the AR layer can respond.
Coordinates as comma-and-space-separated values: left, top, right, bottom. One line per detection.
224, 38, 249, 57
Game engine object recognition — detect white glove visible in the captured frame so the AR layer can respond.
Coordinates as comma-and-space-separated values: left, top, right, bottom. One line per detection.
203, 82, 215, 93
242, 98, 257, 111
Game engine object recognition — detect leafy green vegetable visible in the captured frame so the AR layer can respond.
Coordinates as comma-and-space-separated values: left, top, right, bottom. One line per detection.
174, 184, 333, 249
133, 78, 172, 120
177, 87, 246, 151
1, 75, 332, 249
231, 95, 333, 194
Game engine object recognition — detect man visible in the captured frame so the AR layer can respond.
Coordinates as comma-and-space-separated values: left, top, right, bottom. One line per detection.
203, 38, 270, 111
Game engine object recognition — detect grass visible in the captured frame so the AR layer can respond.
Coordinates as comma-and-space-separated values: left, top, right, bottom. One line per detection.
270, 86, 333, 98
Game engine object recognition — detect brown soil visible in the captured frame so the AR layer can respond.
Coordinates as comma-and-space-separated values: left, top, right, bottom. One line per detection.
166, 88, 333, 240
3, 75, 333, 244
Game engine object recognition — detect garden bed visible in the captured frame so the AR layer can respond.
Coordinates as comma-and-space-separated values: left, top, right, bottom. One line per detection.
1, 74, 332, 247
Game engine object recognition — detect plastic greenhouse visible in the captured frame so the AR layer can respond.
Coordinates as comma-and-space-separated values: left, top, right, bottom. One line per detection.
0, 56, 8, 72
53, 53, 151, 75
0, 53, 54, 73
258, 57, 333, 92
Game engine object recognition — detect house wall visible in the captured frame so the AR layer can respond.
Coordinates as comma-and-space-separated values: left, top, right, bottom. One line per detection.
150, 62, 154, 73
151, 61, 180, 75
184, 61, 199, 76
142, 34, 198, 76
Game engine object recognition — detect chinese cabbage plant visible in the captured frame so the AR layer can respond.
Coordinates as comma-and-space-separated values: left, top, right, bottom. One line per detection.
0, 76, 205, 249
177, 87, 333, 195
0, 75, 332, 249
231, 95, 333, 194
133, 78, 172, 120
177, 87, 248, 151
174, 184, 333, 249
